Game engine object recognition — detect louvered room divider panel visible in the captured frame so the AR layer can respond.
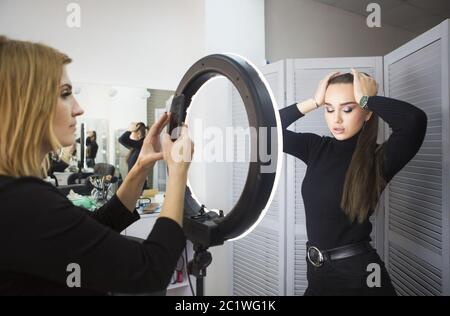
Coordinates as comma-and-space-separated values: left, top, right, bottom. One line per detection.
384, 20, 450, 296
389, 242, 442, 296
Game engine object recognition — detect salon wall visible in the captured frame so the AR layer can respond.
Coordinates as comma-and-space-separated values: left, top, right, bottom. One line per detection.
0, 0, 205, 90
188, 0, 266, 210
194, 0, 266, 296
265, 0, 417, 61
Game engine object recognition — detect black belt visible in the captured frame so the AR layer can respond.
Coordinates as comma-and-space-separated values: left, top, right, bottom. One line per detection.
306, 241, 373, 268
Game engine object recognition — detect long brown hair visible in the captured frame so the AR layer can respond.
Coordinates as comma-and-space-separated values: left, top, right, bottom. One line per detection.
328, 73, 387, 223
0, 35, 72, 178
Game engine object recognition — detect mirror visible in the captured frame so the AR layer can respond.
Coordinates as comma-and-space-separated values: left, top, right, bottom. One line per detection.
73, 83, 151, 178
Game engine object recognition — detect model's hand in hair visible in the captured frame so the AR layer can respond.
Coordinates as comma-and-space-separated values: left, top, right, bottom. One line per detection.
314, 71, 341, 106
297, 72, 341, 115
351, 68, 379, 104
135, 113, 170, 171
128, 122, 138, 132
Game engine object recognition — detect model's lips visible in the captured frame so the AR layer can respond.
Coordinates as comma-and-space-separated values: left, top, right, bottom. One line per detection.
333, 127, 345, 134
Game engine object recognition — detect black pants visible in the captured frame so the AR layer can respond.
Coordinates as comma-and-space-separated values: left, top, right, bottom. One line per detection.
304, 248, 397, 296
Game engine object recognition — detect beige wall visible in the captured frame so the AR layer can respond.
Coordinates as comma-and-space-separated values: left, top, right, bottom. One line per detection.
0, 0, 205, 90
265, 0, 417, 62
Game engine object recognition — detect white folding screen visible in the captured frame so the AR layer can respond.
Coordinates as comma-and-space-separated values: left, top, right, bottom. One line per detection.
383, 20, 450, 296
284, 57, 385, 295
229, 20, 449, 297
231, 61, 287, 296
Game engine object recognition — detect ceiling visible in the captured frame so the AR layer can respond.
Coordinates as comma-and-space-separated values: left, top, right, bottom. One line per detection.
310, 0, 450, 34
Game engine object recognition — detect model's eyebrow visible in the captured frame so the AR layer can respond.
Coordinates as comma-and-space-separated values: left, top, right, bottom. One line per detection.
60, 83, 72, 90
324, 101, 358, 107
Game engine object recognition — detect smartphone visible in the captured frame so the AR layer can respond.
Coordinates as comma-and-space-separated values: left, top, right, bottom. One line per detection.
168, 94, 186, 140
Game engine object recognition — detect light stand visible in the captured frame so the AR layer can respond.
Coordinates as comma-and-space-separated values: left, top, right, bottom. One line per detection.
187, 244, 212, 296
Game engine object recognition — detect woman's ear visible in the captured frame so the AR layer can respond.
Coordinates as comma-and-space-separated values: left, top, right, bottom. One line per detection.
365, 111, 373, 122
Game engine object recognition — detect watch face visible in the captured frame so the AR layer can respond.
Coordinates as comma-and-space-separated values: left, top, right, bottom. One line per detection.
360, 96, 369, 109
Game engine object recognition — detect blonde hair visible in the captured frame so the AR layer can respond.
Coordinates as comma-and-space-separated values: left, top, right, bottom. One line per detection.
0, 35, 72, 178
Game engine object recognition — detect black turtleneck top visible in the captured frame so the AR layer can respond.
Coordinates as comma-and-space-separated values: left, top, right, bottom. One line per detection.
280, 96, 428, 250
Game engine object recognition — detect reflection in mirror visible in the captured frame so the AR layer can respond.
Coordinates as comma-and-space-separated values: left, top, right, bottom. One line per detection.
73, 83, 150, 181
146, 89, 174, 191
114, 128, 130, 182
74, 118, 109, 166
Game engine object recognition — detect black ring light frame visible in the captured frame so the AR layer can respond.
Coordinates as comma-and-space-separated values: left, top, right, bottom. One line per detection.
167, 54, 283, 295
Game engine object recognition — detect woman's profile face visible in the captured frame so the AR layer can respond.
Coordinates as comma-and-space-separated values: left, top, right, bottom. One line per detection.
323, 83, 372, 141
53, 67, 84, 147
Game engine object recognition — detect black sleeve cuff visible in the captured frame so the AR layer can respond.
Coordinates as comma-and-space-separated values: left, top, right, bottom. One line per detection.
110, 194, 141, 223
91, 194, 141, 232
285, 103, 304, 118
145, 217, 186, 262
280, 103, 305, 129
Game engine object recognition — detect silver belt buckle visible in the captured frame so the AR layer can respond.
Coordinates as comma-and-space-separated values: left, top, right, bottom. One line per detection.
307, 246, 324, 268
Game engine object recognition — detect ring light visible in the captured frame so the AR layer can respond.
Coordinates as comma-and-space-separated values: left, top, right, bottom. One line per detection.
168, 54, 283, 249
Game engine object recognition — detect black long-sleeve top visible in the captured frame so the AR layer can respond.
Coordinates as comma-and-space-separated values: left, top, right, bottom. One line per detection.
86, 138, 98, 160
280, 96, 427, 250
118, 132, 144, 172
0, 176, 186, 295
76, 137, 98, 159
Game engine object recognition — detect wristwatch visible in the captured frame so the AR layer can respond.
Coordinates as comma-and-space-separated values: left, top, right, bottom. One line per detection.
359, 95, 370, 110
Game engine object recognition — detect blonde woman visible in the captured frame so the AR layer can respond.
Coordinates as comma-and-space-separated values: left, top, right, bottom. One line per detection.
0, 36, 193, 295
281, 71, 427, 295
